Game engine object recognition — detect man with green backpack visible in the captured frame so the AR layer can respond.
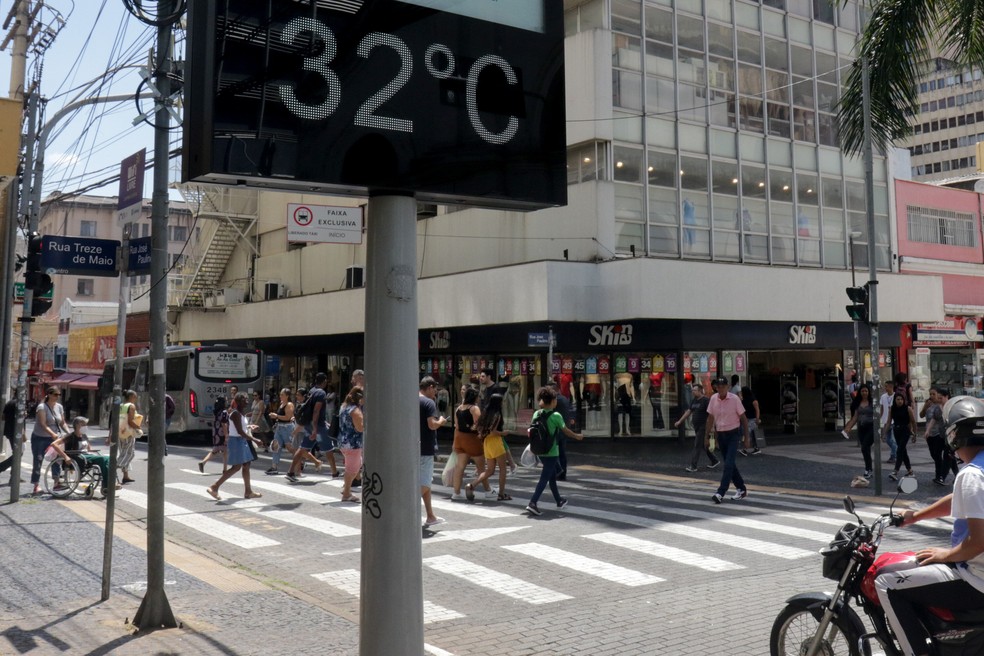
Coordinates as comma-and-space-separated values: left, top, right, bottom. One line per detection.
525, 386, 583, 516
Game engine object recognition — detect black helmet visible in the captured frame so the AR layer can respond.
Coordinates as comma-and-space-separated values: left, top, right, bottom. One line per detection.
943, 396, 984, 450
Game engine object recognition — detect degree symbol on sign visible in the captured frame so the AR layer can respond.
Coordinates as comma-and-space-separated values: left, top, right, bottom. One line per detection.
294, 206, 313, 226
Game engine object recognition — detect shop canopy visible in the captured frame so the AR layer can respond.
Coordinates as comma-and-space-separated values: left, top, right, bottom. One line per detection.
67, 375, 101, 390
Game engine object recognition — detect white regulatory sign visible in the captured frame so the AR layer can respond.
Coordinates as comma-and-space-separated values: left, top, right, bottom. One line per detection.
287, 203, 364, 245
394, 0, 545, 33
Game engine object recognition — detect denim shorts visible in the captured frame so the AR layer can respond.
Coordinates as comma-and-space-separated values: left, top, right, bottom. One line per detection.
419, 456, 435, 488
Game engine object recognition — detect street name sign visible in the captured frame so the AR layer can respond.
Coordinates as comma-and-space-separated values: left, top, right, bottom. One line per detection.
116, 149, 146, 226
41, 236, 120, 277
127, 236, 152, 274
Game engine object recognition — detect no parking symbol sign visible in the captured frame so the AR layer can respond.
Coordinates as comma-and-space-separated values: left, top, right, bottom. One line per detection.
287, 203, 364, 245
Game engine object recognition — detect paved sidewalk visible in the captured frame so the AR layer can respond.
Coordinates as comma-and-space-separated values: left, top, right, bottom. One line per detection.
0, 428, 947, 655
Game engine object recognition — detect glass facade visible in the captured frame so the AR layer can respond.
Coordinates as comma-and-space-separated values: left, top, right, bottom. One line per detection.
579, 0, 891, 268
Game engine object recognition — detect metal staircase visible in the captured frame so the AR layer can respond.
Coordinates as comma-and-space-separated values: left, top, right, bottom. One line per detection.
171, 184, 259, 309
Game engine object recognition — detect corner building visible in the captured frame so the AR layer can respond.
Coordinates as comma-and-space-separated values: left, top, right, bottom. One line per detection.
172, 0, 944, 438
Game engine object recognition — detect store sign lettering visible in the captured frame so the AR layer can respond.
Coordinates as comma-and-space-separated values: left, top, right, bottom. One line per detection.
788, 325, 817, 345
588, 324, 633, 346
428, 330, 450, 349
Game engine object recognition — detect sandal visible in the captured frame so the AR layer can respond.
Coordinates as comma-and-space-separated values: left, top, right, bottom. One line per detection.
244, 492, 262, 499
206, 487, 220, 500
341, 496, 361, 503
497, 493, 512, 501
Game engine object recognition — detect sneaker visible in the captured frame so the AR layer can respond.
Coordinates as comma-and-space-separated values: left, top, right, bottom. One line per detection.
285, 473, 298, 483
863, 470, 872, 479
751, 448, 762, 455
198, 462, 205, 474
509, 463, 517, 476
352, 479, 362, 488
465, 484, 475, 501
933, 477, 946, 486
711, 493, 723, 504
841, 430, 851, 440
557, 497, 569, 509
264, 467, 278, 475
525, 502, 542, 516
738, 449, 749, 457
707, 461, 721, 470
887, 456, 896, 464
485, 489, 499, 499
424, 517, 446, 527
684, 466, 698, 473
450, 492, 466, 501
888, 471, 899, 481
732, 488, 748, 501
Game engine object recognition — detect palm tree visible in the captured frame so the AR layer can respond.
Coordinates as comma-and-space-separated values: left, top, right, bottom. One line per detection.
837, 0, 984, 157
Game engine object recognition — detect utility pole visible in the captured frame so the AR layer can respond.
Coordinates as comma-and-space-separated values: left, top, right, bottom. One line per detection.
132, 0, 177, 629
862, 57, 882, 496
3, 0, 29, 100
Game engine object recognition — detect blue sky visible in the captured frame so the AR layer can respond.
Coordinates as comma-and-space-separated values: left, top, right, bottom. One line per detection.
2, 0, 177, 199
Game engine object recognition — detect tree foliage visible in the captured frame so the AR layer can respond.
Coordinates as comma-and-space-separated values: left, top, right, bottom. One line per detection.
837, 0, 984, 157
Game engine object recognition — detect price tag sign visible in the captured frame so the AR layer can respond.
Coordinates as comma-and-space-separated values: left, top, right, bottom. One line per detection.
183, 0, 566, 210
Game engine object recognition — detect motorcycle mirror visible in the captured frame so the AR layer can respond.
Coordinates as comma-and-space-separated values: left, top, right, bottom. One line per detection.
843, 496, 856, 515
898, 477, 918, 494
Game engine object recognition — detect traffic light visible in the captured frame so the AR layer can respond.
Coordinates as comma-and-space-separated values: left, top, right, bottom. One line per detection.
24, 232, 53, 316
846, 284, 869, 322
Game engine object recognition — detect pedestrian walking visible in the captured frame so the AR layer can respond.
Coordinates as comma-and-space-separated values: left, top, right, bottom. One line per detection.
116, 390, 141, 485
337, 386, 365, 503
878, 380, 898, 463
675, 383, 720, 472
419, 376, 448, 527
549, 380, 575, 480
265, 388, 296, 475
706, 376, 751, 504
0, 399, 24, 485
30, 388, 70, 494
285, 387, 326, 481
842, 383, 876, 478
250, 391, 269, 451
883, 391, 917, 481
525, 385, 583, 516
450, 387, 490, 500
206, 392, 264, 500
923, 387, 958, 485
304, 373, 340, 477
739, 385, 762, 455
466, 393, 513, 502
199, 396, 229, 474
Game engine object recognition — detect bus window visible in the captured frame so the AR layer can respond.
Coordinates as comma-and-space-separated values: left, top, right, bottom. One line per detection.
122, 364, 138, 391
166, 356, 188, 392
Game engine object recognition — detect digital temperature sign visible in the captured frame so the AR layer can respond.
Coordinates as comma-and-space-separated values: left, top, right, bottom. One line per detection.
183, 0, 566, 210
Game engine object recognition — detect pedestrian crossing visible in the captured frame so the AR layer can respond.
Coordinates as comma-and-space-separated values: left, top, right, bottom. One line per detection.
100, 464, 946, 632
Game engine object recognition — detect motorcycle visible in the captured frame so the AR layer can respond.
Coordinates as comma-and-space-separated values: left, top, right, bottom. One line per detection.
770, 477, 984, 655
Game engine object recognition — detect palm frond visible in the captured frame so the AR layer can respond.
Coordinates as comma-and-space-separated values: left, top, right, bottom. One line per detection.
837, 0, 940, 156
940, 0, 984, 71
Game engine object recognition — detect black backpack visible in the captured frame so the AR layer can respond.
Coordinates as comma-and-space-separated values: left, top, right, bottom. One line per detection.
528, 410, 556, 455
295, 397, 315, 427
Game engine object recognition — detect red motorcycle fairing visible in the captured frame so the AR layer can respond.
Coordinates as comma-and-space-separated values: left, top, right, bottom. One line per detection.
861, 551, 917, 606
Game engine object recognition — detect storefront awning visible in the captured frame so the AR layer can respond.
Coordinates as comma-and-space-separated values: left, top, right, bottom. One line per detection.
49, 372, 86, 385
67, 375, 101, 390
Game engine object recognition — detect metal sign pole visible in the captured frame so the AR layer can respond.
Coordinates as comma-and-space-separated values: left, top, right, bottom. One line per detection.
360, 194, 423, 655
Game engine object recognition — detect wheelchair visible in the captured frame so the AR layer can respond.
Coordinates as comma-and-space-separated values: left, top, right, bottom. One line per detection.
41, 450, 110, 499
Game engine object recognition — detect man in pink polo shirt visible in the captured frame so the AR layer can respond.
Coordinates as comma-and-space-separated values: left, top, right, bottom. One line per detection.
706, 376, 751, 504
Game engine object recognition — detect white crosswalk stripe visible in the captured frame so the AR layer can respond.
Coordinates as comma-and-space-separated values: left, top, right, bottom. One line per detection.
166, 482, 361, 537
423, 554, 572, 604
119, 488, 279, 548
312, 569, 464, 624
501, 543, 664, 586
556, 504, 814, 559
584, 532, 743, 572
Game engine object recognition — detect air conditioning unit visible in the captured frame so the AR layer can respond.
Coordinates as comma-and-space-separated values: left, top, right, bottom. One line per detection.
265, 281, 287, 300
345, 266, 364, 289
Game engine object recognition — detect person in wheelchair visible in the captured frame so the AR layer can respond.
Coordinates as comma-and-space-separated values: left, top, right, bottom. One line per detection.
47, 417, 117, 496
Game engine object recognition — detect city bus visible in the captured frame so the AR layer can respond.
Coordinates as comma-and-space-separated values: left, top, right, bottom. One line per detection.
98, 345, 264, 438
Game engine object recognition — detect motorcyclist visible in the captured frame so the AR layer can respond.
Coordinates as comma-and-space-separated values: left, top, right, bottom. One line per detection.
875, 395, 984, 656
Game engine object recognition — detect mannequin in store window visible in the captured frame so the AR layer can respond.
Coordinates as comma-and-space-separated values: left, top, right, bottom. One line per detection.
647, 372, 665, 430
614, 372, 635, 436
582, 373, 602, 411
503, 375, 523, 431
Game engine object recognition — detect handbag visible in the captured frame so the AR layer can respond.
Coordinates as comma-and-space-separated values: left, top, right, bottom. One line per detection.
440, 451, 458, 487
247, 439, 258, 461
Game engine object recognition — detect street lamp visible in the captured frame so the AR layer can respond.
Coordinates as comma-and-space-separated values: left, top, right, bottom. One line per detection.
848, 231, 863, 382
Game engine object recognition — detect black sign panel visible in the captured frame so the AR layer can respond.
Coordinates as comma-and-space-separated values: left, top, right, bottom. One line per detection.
41, 236, 120, 277
183, 0, 566, 210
